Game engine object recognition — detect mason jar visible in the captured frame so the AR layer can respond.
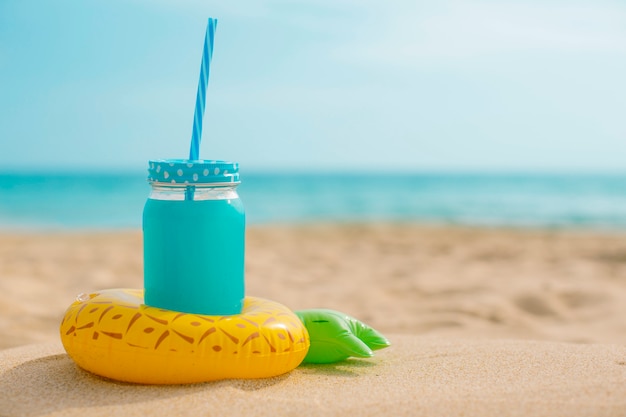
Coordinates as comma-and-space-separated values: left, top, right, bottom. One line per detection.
143, 159, 245, 315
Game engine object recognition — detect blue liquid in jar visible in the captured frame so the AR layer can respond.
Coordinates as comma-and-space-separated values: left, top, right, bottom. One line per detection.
143, 197, 245, 315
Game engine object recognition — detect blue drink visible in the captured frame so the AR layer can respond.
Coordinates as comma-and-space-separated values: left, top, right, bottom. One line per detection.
143, 159, 245, 315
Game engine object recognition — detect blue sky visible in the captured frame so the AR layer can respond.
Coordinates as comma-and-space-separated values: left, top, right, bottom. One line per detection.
0, 0, 625, 172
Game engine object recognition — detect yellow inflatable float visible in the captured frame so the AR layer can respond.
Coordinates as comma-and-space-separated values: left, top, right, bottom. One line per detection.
60, 289, 310, 384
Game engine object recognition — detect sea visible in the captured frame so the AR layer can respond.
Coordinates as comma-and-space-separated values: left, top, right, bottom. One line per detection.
1, 171, 626, 231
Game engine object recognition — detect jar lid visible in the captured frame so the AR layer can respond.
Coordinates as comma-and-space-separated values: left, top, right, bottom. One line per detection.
147, 159, 240, 185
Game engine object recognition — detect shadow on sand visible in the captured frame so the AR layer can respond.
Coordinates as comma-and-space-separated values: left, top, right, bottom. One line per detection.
0, 353, 290, 417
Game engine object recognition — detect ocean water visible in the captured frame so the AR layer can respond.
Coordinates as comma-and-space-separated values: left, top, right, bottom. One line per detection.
1, 171, 626, 231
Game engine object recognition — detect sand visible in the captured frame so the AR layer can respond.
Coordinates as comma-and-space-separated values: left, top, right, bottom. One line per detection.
2, 337, 626, 417
1, 224, 626, 416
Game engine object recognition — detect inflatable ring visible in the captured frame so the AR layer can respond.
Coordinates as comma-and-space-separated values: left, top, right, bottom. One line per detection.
60, 289, 310, 384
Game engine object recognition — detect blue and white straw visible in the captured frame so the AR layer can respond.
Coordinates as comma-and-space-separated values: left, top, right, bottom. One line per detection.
189, 18, 217, 161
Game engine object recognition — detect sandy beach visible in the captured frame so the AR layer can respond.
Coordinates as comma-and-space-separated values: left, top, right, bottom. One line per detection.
1, 224, 626, 416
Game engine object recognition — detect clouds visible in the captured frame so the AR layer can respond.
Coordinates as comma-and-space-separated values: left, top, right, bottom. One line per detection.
0, 0, 625, 171
328, 1, 626, 71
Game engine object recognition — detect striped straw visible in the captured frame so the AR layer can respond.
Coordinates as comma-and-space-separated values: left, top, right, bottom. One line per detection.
189, 18, 217, 161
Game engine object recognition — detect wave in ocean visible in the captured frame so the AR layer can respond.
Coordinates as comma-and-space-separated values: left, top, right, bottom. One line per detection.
1, 172, 625, 230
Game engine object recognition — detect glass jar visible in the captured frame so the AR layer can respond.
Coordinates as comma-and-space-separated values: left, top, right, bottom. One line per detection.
143, 159, 245, 315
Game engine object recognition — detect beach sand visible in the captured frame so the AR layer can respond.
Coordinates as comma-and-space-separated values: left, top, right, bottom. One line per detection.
1, 224, 626, 415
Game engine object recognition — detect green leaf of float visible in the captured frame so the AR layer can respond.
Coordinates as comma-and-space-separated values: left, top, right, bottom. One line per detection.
346, 316, 391, 351
295, 309, 390, 364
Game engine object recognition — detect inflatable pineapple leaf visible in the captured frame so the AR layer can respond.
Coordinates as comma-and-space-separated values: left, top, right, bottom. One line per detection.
295, 309, 390, 364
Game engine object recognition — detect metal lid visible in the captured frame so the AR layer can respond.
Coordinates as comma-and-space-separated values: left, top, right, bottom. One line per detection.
147, 159, 240, 185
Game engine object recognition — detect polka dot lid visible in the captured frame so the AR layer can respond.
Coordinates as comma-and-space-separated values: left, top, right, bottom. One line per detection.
147, 159, 240, 185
